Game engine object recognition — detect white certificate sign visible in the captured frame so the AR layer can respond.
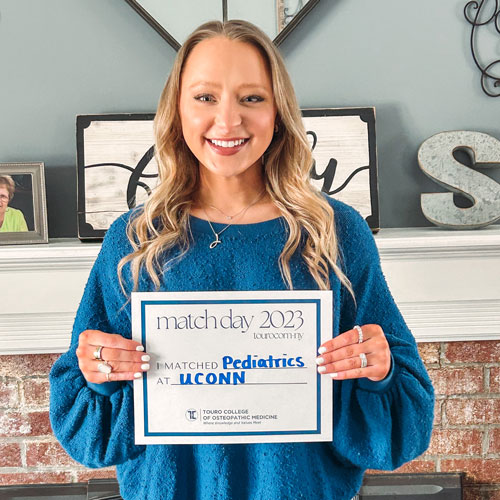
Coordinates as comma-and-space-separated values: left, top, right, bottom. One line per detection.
132, 290, 333, 445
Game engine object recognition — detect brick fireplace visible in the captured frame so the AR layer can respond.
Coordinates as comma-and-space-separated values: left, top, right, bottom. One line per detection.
1, 228, 499, 499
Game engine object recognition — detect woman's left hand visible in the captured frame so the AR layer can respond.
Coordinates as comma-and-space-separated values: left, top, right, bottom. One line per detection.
316, 324, 391, 382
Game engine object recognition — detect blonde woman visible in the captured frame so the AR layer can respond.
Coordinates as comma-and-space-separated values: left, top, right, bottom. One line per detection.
50, 20, 434, 500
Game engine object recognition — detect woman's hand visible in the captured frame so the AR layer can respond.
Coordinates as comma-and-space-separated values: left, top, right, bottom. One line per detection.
316, 324, 391, 382
76, 329, 151, 383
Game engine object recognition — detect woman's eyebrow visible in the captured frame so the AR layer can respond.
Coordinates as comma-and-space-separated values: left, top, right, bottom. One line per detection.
188, 81, 269, 93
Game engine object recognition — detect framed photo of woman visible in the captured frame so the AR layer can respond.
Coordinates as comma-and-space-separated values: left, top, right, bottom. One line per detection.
0, 162, 48, 245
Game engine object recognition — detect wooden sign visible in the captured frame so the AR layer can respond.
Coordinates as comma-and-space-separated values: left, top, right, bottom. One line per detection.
76, 114, 158, 239
303, 108, 379, 230
77, 109, 379, 239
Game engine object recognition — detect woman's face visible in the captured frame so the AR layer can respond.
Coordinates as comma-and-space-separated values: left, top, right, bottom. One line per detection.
0, 186, 10, 216
178, 36, 277, 180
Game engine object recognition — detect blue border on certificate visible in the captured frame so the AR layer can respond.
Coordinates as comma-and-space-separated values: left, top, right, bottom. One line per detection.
140, 298, 322, 437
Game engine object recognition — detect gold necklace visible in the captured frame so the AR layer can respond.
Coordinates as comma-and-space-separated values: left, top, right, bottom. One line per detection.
201, 189, 266, 249
206, 202, 249, 221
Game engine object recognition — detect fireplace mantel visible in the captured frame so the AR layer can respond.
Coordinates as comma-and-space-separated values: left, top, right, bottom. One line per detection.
1, 226, 499, 354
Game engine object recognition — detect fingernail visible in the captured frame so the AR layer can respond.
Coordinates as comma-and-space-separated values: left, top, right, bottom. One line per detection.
330, 372, 338, 378
315, 357, 324, 365
318, 347, 327, 355
141, 363, 150, 370
317, 366, 326, 373
134, 372, 142, 378
136, 345, 145, 352
141, 355, 151, 362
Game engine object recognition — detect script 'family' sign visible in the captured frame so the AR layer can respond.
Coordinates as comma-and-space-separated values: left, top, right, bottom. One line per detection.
132, 290, 333, 445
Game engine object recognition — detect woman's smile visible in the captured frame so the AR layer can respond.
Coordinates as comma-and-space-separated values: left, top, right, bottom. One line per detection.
205, 137, 250, 155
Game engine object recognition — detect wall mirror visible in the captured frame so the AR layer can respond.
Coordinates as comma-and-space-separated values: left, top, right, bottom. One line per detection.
124, 0, 321, 50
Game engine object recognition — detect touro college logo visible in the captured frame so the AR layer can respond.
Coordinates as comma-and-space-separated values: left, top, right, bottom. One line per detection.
185, 409, 198, 422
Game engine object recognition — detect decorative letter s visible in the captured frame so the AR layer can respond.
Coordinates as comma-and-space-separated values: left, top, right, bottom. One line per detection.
418, 131, 500, 229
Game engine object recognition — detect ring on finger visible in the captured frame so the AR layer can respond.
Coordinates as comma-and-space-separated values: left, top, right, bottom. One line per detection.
93, 345, 104, 361
359, 352, 367, 368
97, 361, 112, 375
354, 325, 363, 344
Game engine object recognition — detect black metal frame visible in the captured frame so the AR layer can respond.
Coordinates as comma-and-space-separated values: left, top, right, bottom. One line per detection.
464, 0, 500, 97
123, 0, 320, 50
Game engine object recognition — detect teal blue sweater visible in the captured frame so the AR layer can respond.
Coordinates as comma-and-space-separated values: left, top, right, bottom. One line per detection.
49, 198, 434, 500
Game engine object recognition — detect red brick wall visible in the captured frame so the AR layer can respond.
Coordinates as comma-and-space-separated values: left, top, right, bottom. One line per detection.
0, 353, 115, 485
369, 341, 500, 500
1, 341, 499, 499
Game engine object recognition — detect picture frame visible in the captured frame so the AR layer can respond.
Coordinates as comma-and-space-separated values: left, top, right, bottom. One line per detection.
76, 108, 379, 240
0, 162, 48, 245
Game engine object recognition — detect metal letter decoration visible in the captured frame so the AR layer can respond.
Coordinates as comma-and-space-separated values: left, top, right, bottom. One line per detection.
418, 131, 500, 229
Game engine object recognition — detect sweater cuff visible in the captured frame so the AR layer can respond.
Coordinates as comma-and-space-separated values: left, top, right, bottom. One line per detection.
356, 352, 395, 393
86, 380, 123, 396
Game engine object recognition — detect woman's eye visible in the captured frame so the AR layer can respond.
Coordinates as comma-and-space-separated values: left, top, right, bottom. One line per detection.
195, 94, 214, 102
244, 95, 264, 103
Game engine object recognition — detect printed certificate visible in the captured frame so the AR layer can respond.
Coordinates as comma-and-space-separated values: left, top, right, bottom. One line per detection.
132, 290, 333, 444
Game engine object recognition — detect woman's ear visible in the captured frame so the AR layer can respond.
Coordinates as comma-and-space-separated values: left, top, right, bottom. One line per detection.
274, 113, 282, 134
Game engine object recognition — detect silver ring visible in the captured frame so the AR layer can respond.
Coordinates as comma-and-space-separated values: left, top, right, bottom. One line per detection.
359, 352, 367, 368
97, 361, 112, 375
354, 325, 363, 344
93, 345, 104, 361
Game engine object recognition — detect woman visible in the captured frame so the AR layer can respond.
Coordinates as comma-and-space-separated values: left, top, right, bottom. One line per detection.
0, 175, 28, 232
50, 20, 434, 500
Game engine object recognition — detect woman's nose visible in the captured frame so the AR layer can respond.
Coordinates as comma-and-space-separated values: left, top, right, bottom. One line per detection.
214, 98, 242, 132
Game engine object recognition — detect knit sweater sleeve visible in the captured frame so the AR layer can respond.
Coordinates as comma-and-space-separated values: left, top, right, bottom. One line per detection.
331, 200, 434, 471
49, 215, 145, 468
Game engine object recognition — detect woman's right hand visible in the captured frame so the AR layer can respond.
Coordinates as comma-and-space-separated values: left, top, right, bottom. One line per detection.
76, 329, 151, 383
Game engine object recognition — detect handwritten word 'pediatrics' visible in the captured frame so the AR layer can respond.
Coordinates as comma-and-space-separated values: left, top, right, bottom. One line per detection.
156, 354, 305, 386
156, 308, 304, 334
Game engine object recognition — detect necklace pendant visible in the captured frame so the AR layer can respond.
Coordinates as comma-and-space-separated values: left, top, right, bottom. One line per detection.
209, 235, 221, 249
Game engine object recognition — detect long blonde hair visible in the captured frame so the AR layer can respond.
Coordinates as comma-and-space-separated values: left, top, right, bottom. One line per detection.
118, 20, 353, 297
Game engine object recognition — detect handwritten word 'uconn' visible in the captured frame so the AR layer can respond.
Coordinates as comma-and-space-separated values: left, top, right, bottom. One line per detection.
156, 309, 253, 334
179, 371, 246, 385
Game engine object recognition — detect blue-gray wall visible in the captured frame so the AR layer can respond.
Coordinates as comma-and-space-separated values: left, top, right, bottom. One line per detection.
1, 0, 499, 237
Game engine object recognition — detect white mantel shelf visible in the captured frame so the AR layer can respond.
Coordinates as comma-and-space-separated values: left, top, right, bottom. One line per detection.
1, 226, 499, 354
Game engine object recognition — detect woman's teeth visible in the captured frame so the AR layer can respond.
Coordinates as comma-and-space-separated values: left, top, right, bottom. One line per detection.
209, 138, 246, 148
